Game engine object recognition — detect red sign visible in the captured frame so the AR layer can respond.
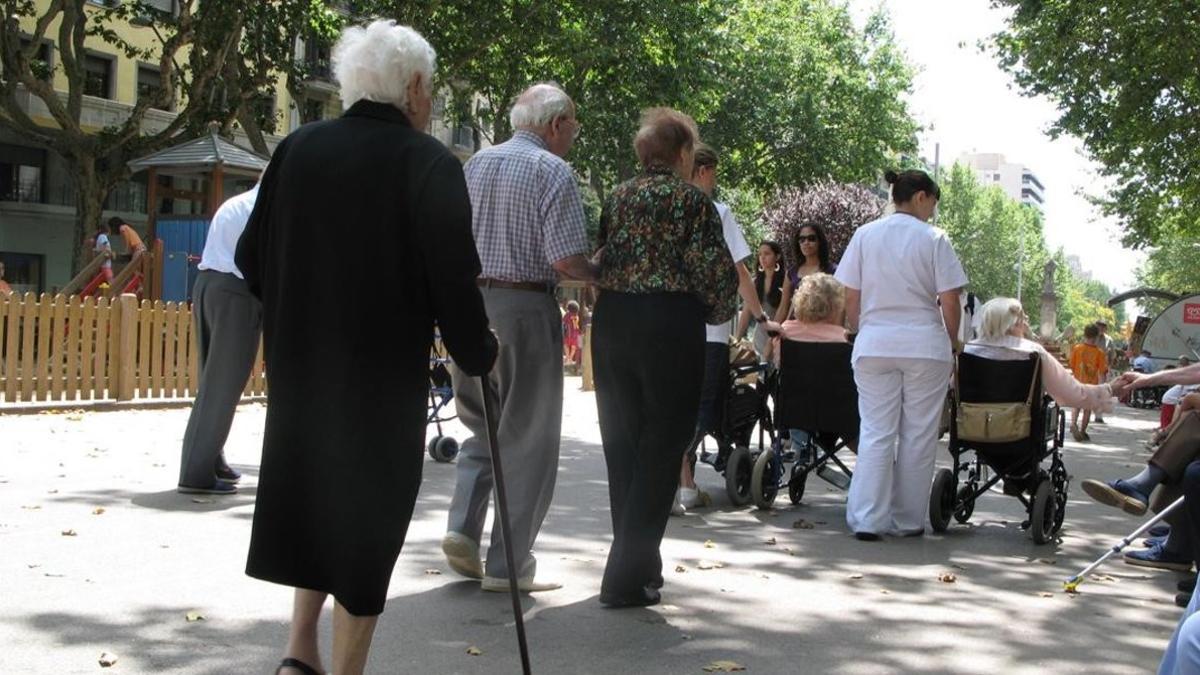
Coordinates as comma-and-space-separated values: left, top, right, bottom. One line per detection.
1185, 303, 1200, 324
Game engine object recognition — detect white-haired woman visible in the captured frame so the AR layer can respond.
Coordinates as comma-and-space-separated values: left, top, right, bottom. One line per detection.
964, 297, 1116, 411
236, 21, 497, 675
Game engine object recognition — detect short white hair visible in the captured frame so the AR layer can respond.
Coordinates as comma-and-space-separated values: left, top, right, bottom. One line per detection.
509, 83, 574, 130
332, 20, 436, 112
977, 297, 1025, 341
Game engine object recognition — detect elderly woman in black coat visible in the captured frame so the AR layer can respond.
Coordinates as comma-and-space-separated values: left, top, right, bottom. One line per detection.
235, 20, 497, 675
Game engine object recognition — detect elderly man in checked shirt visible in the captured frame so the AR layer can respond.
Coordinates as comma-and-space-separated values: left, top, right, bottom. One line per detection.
442, 83, 596, 593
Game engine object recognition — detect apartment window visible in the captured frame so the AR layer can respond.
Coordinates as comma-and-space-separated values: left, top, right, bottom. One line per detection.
0, 144, 46, 203
300, 98, 325, 125
304, 36, 333, 80
83, 54, 114, 99
136, 65, 170, 109
253, 93, 278, 134
452, 124, 477, 150
0, 252, 46, 295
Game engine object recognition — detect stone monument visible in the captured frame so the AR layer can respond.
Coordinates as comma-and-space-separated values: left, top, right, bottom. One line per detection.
1040, 259, 1058, 339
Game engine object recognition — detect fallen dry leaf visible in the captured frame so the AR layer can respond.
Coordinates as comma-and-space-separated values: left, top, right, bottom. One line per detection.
60, 529, 76, 537
466, 646, 483, 656
92, 508, 106, 515
763, 537, 777, 546
1090, 574, 1117, 583
702, 661, 747, 672
423, 569, 442, 575
98, 652, 118, 668
675, 565, 687, 573
792, 519, 815, 530
951, 563, 967, 571
191, 498, 214, 504
848, 573, 864, 580
1036, 558, 1058, 566
65, 414, 83, 422
1039, 592, 1054, 598
880, 589, 891, 595
703, 540, 716, 549
938, 573, 957, 583
21, 505, 41, 510
697, 560, 725, 570
185, 611, 205, 622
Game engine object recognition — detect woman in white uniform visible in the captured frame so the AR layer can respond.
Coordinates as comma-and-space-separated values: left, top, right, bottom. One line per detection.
836, 169, 968, 540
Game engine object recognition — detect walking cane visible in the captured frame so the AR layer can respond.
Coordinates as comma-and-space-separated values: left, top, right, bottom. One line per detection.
479, 375, 533, 675
1064, 495, 1186, 593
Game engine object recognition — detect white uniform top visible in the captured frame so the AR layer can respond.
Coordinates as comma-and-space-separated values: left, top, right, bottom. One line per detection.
706, 201, 752, 344
198, 184, 259, 279
835, 212, 968, 364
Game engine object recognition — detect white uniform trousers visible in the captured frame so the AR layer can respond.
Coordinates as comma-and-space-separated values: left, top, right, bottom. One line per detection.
846, 356, 951, 535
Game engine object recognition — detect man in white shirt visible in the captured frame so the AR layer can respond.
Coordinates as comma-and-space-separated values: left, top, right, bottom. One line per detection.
177, 182, 262, 495
674, 144, 770, 513
1134, 350, 1156, 373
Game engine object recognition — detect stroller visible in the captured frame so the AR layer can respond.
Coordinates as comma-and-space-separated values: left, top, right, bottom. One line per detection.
749, 340, 858, 509
696, 356, 781, 506
929, 351, 1068, 544
426, 338, 460, 463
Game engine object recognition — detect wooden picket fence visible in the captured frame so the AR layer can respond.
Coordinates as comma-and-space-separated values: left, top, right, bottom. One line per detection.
0, 292, 265, 406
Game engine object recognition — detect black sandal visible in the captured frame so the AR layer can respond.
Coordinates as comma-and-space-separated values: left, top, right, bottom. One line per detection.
276, 657, 322, 675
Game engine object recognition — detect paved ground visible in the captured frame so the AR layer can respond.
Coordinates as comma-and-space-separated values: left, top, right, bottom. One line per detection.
0, 379, 1186, 674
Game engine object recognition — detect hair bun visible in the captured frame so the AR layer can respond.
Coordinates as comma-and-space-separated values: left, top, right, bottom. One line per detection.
883, 169, 899, 184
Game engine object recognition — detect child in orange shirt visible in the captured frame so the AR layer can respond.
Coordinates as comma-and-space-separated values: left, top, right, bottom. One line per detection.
1069, 323, 1108, 441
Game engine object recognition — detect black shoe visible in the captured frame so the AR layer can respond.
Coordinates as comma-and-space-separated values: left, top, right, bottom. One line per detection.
215, 464, 242, 483
1179, 577, 1197, 593
1177, 591, 1193, 608
1151, 524, 1172, 539
854, 532, 881, 541
177, 479, 238, 495
648, 574, 664, 590
599, 586, 661, 608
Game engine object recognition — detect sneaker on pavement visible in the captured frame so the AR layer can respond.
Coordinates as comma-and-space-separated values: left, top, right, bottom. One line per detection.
481, 576, 562, 593
670, 488, 686, 517
1124, 541, 1193, 572
442, 531, 484, 579
680, 486, 708, 509
1080, 478, 1149, 515
177, 479, 237, 495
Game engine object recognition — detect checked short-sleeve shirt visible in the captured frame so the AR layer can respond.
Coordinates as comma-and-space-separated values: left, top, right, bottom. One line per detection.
463, 130, 589, 284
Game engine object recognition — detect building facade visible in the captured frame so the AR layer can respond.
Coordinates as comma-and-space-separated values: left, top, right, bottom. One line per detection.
1, 2, 481, 294
957, 152, 1045, 212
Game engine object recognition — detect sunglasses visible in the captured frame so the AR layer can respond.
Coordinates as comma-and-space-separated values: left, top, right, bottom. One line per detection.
797, 234, 819, 243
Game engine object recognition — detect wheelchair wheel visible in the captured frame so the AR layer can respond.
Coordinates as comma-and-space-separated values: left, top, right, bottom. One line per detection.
1030, 478, 1057, 545
427, 435, 459, 463
751, 448, 779, 510
930, 468, 956, 533
788, 465, 808, 504
953, 484, 976, 524
725, 446, 753, 506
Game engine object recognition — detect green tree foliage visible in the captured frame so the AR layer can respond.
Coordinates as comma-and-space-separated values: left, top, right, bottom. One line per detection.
706, 1, 919, 192
991, 0, 1200, 249
1137, 233, 1200, 298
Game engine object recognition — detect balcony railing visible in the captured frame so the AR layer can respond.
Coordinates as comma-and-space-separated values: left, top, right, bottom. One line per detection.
0, 178, 147, 213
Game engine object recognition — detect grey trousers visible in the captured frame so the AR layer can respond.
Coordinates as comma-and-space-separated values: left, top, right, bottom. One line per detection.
447, 287, 563, 579
178, 270, 263, 487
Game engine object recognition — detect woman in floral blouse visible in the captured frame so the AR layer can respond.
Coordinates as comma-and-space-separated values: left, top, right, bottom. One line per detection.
593, 107, 738, 608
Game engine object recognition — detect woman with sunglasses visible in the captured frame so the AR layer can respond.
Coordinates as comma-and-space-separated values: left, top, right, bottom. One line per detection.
778, 223, 837, 323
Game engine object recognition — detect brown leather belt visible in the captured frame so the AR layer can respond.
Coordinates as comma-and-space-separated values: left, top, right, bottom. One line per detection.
477, 278, 554, 293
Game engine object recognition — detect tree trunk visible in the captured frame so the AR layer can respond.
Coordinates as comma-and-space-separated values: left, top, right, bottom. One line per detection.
69, 157, 111, 277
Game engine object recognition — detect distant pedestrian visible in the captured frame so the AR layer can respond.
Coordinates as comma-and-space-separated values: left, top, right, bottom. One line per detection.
108, 217, 147, 257
0, 261, 12, 296
1069, 323, 1108, 442
563, 299, 582, 372
442, 82, 594, 595
93, 226, 114, 283
176, 182, 263, 495
235, 21, 497, 675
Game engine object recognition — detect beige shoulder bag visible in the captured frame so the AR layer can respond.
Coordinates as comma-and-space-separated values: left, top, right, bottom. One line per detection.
955, 357, 1039, 443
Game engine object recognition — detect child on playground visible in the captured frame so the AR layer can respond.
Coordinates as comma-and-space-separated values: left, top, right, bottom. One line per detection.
563, 300, 582, 373
1069, 322, 1108, 441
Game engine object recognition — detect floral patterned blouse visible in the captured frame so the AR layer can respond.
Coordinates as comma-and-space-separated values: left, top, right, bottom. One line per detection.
597, 167, 738, 324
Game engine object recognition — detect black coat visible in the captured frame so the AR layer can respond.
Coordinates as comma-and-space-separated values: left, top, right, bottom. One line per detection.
235, 100, 497, 616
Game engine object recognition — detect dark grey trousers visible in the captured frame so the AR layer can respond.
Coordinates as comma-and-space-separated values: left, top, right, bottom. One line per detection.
447, 287, 563, 579
178, 270, 263, 488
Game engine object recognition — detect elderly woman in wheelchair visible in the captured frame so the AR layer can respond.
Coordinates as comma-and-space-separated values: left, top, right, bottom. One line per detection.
745, 273, 859, 509
939, 297, 1116, 542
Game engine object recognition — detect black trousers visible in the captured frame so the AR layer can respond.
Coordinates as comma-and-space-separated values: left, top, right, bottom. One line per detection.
593, 290, 705, 598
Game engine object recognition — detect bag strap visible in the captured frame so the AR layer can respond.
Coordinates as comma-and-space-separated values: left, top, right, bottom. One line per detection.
1023, 355, 1041, 406
953, 352, 1041, 407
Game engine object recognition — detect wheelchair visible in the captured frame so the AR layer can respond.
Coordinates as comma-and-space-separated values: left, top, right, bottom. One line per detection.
697, 360, 781, 506
748, 340, 858, 510
929, 351, 1067, 544
426, 336, 460, 463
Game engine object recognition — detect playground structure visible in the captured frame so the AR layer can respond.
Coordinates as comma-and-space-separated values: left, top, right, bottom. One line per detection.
58, 128, 269, 304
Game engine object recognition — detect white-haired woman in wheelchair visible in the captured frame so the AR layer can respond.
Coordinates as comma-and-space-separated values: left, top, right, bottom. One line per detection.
965, 297, 1116, 411
773, 273, 852, 460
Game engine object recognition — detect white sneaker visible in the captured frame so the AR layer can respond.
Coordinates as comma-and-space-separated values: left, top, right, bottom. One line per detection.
679, 486, 706, 509
481, 576, 562, 593
442, 531, 484, 579
670, 488, 686, 516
